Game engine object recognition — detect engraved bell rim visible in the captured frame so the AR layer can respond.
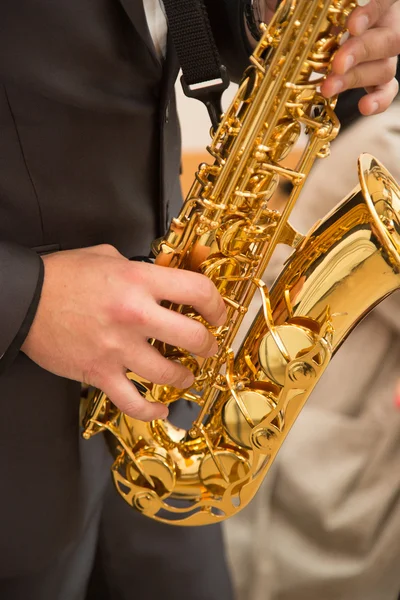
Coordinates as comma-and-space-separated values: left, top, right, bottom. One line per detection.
358, 153, 400, 267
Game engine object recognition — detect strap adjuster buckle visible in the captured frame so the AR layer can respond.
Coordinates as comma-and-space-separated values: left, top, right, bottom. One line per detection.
181, 65, 230, 130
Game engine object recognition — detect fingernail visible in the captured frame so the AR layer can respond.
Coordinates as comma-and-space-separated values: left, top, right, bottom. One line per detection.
354, 14, 369, 35
339, 31, 350, 46
208, 342, 219, 357
160, 407, 169, 419
182, 373, 195, 388
366, 101, 379, 115
343, 55, 355, 73
217, 308, 227, 327
357, 0, 371, 6
329, 79, 344, 96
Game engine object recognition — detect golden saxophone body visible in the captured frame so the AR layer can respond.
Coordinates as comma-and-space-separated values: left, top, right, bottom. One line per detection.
83, 0, 400, 525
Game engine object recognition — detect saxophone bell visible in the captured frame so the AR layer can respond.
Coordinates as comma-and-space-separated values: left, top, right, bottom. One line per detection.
82, 1, 400, 526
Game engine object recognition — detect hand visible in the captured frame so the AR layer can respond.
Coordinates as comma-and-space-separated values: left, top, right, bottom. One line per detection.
322, 0, 400, 115
21, 245, 226, 422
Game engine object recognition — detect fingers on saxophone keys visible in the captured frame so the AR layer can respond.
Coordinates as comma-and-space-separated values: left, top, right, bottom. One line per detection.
147, 307, 219, 358
126, 344, 196, 389
101, 369, 170, 422
152, 266, 227, 327
322, 58, 397, 97
349, 0, 399, 36
331, 28, 400, 76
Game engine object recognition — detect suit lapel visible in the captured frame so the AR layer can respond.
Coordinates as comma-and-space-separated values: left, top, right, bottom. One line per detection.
163, 34, 180, 98
118, 0, 162, 72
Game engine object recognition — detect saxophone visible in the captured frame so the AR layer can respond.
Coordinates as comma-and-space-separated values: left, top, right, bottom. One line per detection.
83, 0, 400, 525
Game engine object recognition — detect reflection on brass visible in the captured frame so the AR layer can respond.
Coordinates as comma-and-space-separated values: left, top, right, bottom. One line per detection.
222, 390, 276, 449
82, 0, 400, 526
199, 451, 250, 496
129, 449, 176, 498
259, 324, 315, 385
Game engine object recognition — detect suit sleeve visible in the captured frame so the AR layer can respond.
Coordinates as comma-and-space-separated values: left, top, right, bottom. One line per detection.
0, 241, 44, 373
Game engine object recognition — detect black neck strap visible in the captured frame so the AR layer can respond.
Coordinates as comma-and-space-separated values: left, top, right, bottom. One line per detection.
162, 0, 230, 128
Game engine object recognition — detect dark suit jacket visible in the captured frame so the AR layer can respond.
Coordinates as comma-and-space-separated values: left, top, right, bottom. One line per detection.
0, 0, 183, 577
